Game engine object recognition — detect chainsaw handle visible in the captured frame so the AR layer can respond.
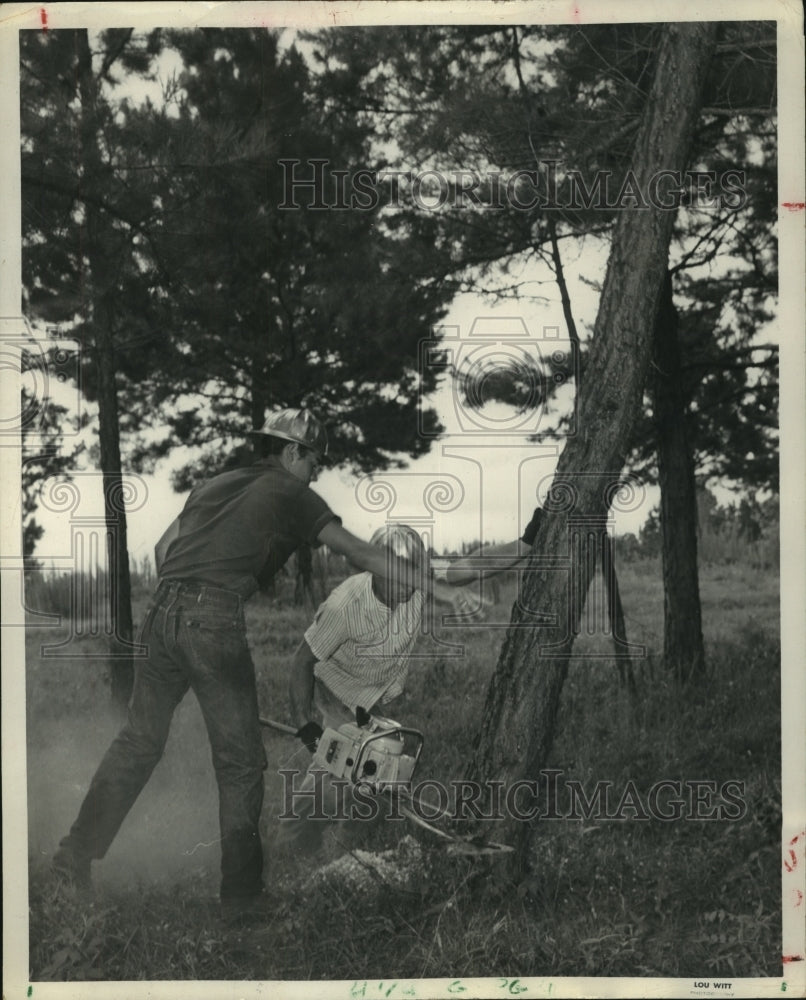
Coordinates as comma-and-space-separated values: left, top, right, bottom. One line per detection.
259, 717, 297, 736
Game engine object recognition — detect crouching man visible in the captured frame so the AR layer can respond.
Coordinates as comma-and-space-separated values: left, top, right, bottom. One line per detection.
278, 510, 544, 856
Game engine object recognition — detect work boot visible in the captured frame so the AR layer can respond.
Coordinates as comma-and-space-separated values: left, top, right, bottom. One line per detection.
52, 845, 91, 892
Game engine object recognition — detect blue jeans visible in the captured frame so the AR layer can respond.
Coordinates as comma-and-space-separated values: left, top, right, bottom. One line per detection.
59, 580, 268, 900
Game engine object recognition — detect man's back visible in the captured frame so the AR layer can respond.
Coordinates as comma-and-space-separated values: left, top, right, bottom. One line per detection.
160, 458, 337, 597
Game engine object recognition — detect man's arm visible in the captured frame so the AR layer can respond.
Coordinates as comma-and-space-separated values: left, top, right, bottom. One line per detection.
445, 539, 530, 586
317, 520, 426, 590
154, 517, 180, 576
289, 638, 318, 729
444, 507, 544, 586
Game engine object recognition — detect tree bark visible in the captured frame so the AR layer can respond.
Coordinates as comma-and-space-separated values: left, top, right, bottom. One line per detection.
601, 531, 637, 696
465, 22, 718, 874
251, 342, 268, 432
652, 272, 705, 683
294, 542, 316, 610
77, 30, 134, 708
548, 218, 634, 689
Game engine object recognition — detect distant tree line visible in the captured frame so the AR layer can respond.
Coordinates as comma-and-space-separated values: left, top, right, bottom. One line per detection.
620, 487, 778, 567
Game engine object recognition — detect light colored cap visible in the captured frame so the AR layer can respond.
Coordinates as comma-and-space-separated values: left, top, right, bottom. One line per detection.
250, 408, 328, 459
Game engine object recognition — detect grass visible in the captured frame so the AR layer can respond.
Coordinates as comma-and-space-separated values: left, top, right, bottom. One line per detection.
23, 554, 783, 983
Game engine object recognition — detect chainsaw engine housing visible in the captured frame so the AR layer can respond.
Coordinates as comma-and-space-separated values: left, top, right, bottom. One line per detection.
313, 716, 423, 792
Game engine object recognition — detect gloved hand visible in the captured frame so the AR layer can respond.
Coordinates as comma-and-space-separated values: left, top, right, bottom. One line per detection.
296, 721, 323, 754
520, 506, 545, 547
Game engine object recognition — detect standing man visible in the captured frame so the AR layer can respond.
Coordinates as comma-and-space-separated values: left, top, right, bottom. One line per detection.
53, 408, 421, 921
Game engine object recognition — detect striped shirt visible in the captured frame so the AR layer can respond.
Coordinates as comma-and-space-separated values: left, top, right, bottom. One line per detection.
306, 572, 424, 711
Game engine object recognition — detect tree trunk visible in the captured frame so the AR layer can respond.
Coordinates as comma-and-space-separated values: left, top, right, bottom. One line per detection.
77, 30, 134, 708
652, 272, 705, 683
95, 318, 135, 707
465, 22, 717, 875
294, 542, 316, 610
548, 217, 634, 688
601, 532, 637, 696
251, 344, 267, 432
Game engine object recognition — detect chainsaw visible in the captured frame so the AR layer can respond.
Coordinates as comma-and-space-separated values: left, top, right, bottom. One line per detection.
313, 714, 424, 792
259, 713, 513, 856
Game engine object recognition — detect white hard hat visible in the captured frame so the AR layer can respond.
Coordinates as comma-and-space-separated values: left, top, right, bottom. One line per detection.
250, 408, 328, 459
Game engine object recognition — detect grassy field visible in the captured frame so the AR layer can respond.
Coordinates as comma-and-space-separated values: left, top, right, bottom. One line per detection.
23, 554, 783, 985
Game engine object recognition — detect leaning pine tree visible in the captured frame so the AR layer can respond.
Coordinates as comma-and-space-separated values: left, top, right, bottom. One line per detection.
465, 21, 719, 874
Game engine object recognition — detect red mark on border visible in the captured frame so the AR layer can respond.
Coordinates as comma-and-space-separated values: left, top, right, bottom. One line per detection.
40, 7, 48, 30
571, 4, 582, 23
781, 202, 805, 212
783, 955, 804, 963
785, 830, 805, 872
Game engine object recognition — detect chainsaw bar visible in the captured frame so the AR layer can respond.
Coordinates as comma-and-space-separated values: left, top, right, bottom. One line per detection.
392, 789, 514, 856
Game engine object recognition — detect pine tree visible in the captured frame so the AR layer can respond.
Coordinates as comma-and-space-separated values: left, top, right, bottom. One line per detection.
21, 28, 168, 706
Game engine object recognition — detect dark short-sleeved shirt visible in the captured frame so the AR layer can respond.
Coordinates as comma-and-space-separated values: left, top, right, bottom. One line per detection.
159, 457, 340, 598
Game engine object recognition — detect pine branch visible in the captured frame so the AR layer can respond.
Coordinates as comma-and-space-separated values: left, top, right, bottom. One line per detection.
669, 209, 739, 274
714, 40, 777, 55
701, 106, 777, 117
685, 356, 778, 373
98, 29, 135, 82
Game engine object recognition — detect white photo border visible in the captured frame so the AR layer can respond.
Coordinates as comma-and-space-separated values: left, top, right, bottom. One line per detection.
2, 3, 804, 999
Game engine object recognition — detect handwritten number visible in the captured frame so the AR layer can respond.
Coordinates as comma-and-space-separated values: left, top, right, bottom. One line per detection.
496, 980, 528, 995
